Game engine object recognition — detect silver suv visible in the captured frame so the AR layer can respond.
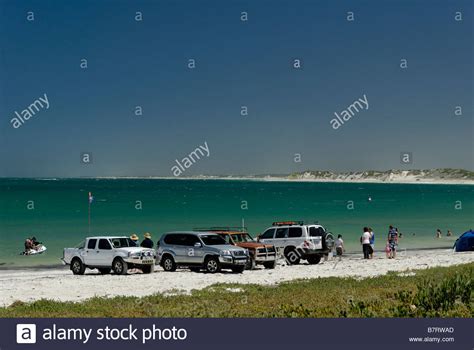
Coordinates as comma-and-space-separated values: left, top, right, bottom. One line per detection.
157, 232, 249, 273
258, 221, 334, 265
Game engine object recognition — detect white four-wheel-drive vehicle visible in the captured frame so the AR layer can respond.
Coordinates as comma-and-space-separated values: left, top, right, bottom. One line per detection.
62, 236, 155, 275
258, 221, 334, 265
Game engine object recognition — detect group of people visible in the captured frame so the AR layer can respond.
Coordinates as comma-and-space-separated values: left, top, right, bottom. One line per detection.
360, 225, 398, 259
129, 232, 154, 248
436, 229, 452, 238
334, 225, 400, 260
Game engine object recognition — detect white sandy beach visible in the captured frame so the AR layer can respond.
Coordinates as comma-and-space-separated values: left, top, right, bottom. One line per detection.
1, 249, 473, 307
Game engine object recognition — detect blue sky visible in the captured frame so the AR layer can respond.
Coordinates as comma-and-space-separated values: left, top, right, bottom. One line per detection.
0, 0, 472, 177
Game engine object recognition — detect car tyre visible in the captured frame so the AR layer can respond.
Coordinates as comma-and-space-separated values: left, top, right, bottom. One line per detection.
71, 258, 85, 275
112, 257, 128, 275
246, 258, 256, 270
98, 268, 111, 274
204, 256, 221, 273
141, 265, 153, 274
231, 265, 245, 273
307, 255, 321, 264
161, 255, 177, 272
284, 247, 301, 265
263, 260, 277, 269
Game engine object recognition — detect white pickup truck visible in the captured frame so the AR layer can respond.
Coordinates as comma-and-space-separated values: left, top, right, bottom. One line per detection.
62, 236, 156, 275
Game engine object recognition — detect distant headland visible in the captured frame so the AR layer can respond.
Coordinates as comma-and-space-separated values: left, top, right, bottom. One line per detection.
18, 168, 473, 185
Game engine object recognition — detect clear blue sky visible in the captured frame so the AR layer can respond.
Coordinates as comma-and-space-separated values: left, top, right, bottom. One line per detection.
0, 0, 472, 177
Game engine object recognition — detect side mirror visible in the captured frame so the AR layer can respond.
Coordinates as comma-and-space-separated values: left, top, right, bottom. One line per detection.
194, 242, 202, 248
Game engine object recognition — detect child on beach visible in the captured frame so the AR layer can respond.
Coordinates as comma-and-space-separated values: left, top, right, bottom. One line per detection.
335, 234, 345, 260
385, 242, 391, 258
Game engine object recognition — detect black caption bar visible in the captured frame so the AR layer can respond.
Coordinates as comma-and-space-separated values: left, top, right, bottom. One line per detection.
1, 318, 473, 350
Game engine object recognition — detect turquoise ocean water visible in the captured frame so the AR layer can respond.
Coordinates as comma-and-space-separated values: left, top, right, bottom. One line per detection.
1, 178, 473, 267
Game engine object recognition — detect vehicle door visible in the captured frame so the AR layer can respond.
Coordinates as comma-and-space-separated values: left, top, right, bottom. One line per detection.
273, 227, 289, 249
308, 226, 323, 250
164, 234, 184, 262
287, 226, 303, 248
82, 238, 98, 265
94, 238, 114, 266
258, 228, 276, 245
184, 234, 204, 264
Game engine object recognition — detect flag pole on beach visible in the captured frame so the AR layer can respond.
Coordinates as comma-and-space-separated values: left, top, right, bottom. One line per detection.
88, 192, 94, 234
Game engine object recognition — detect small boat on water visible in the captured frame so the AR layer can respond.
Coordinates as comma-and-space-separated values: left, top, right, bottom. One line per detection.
21, 237, 47, 256
21, 245, 47, 255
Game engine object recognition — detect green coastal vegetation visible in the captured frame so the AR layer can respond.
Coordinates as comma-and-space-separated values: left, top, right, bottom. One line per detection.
1, 263, 472, 318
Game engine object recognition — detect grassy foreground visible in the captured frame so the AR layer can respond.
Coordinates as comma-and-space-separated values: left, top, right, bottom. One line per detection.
1, 263, 472, 318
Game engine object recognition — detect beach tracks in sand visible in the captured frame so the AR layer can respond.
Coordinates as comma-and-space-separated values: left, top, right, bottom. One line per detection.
0, 249, 473, 306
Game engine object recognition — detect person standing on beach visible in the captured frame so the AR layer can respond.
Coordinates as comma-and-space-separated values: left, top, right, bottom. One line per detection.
335, 234, 345, 260
129, 234, 139, 247
140, 232, 154, 249
369, 228, 375, 258
387, 225, 398, 259
360, 227, 372, 259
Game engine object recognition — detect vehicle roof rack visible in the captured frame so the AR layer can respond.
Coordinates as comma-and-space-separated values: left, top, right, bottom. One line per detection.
193, 226, 247, 232
272, 221, 304, 226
